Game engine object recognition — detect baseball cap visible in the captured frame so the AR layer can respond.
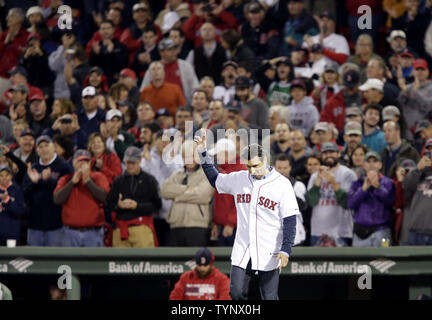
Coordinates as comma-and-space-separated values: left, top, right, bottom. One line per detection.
275, 57, 291, 67
414, 59, 428, 70
82, 86, 96, 98
314, 122, 330, 132
120, 68, 137, 79
292, 45, 309, 55
26, 6, 43, 18
73, 149, 91, 161
365, 151, 381, 162
321, 142, 339, 153
415, 120, 431, 134
222, 60, 238, 70
290, 79, 306, 90
382, 105, 400, 121
20, 128, 35, 138
343, 70, 360, 88
344, 121, 362, 136
162, 11, 180, 33
87, 66, 103, 75
320, 10, 335, 21
133, 3, 148, 11
155, 108, 172, 118
29, 89, 45, 102
324, 62, 338, 73
195, 248, 214, 266
388, 30, 406, 42
10, 84, 29, 94
400, 158, 417, 170
36, 135, 52, 146
158, 38, 177, 51
425, 138, 432, 148
346, 106, 362, 117
399, 51, 414, 59
106, 109, 123, 121
226, 100, 241, 113
234, 76, 254, 88
359, 78, 384, 92
208, 138, 236, 156
123, 146, 142, 163
7, 66, 28, 78
0, 164, 12, 174
310, 43, 323, 53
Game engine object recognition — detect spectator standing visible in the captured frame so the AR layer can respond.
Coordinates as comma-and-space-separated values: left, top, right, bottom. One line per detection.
288, 129, 314, 184
23, 135, 72, 246
53, 150, 109, 247
361, 103, 387, 154
201, 99, 226, 130
340, 121, 363, 166
155, 0, 191, 30
27, 89, 52, 138
213, 61, 238, 104
77, 86, 106, 137
102, 109, 135, 161
106, 146, 162, 248
12, 128, 38, 165
131, 25, 160, 81
347, 34, 381, 83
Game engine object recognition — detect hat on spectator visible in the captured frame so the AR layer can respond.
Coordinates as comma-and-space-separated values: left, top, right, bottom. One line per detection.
226, 100, 241, 113
162, 11, 180, 33
382, 105, 400, 121
344, 121, 362, 136
321, 142, 339, 153
365, 151, 381, 162
290, 79, 306, 90
413, 59, 428, 70
73, 149, 91, 161
208, 138, 236, 156
26, 6, 43, 18
88, 66, 103, 75
400, 158, 417, 170
155, 108, 172, 118
292, 45, 308, 55
195, 248, 214, 266
29, 88, 45, 102
275, 57, 291, 66
123, 146, 142, 163
82, 86, 96, 97
27, 32, 41, 42
359, 78, 384, 92
234, 76, 254, 88
324, 62, 338, 73
36, 135, 52, 146
222, 60, 238, 70
20, 128, 35, 138
0, 164, 12, 174
120, 68, 137, 79
343, 70, 360, 88
425, 138, 432, 148
7, 66, 28, 78
10, 84, 29, 94
310, 43, 324, 53
346, 106, 362, 117
415, 120, 431, 134
158, 38, 177, 51
388, 30, 406, 42
314, 122, 330, 132
247, 2, 265, 13
133, 3, 148, 11
106, 109, 123, 121
399, 50, 414, 59
320, 10, 335, 21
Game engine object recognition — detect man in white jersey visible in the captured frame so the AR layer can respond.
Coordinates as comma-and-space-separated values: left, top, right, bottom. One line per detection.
303, 11, 350, 66
194, 129, 299, 300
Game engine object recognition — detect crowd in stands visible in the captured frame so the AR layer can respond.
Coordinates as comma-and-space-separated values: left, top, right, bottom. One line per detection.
0, 0, 432, 249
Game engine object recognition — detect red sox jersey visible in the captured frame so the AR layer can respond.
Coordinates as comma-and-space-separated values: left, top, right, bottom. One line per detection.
215, 168, 300, 271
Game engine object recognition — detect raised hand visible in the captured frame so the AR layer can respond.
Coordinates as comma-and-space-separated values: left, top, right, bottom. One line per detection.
27, 167, 40, 184
194, 128, 207, 152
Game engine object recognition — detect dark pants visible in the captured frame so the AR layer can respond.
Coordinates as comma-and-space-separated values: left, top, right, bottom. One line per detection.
408, 231, 432, 246
218, 227, 236, 247
170, 227, 209, 246
154, 218, 171, 247
230, 259, 280, 300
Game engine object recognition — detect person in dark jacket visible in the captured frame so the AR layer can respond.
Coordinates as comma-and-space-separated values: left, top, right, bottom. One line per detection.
348, 151, 395, 247
22, 135, 72, 246
77, 86, 106, 138
28, 89, 53, 138
106, 146, 162, 248
0, 164, 25, 246
220, 29, 257, 67
89, 20, 129, 85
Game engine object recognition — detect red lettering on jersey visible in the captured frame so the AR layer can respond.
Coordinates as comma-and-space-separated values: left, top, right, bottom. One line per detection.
237, 194, 242, 203
246, 194, 251, 203
258, 196, 264, 206
264, 199, 270, 208
242, 194, 246, 203
268, 200, 277, 211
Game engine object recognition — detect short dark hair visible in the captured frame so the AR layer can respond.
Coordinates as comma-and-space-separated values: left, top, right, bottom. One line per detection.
176, 105, 193, 116
143, 121, 161, 134
274, 153, 291, 163
100, 20, 115, 28
240, 144, 268, 162
169, 28, 185, 38
364, 103, 382, 114
192, 89, 209, 102
221, 29, 241, 50
143, 25, 157, 35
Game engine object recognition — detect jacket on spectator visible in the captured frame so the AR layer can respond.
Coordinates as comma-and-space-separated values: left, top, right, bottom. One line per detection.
140, 81, 186, 117
54, 171, 110, 228
241, 20, 279, 61
362, 128, 387, 154
381, 139, 420, 178
161, 166, 214, 229
169, 266, 231, 300
19, 49, 54, 92
0, 27, 29, 78
288, 96, 319, 137
48, 45, 71, 99
131, 44, 160, 80
29, 114, 53, 139
347, 174, 395, 227
0, 115, 14, 146
90, 152, 122, 185
105, 129, 136, 161
77, 107, 106, 138
190, 42, 227, 85
22, 155, 72, 230
0, 183, 25, 244
85, 26, 124, 57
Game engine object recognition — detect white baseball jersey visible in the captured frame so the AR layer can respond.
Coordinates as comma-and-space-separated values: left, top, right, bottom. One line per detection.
215, 168, 300, 271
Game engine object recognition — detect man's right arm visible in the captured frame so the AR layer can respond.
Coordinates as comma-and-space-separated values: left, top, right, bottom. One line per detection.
198, 150, 219, 189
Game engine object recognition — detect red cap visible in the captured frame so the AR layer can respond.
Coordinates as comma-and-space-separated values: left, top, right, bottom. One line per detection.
120, 68, 137, 79
29, 88, 45, 102
27, 32, 41, 42
413, 59, 428, 70
399, 51, 414, 59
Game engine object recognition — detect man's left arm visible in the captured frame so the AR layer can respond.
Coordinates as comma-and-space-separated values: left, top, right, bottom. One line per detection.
85, 174, 109, 202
